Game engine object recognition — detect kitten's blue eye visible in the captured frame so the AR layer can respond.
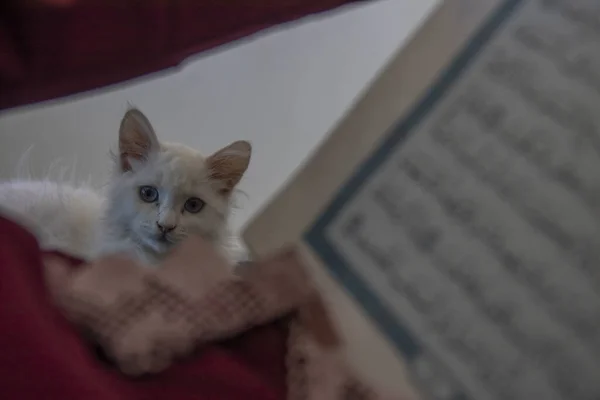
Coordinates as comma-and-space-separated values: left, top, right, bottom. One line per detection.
184, 197, 205, 213
139, 186, 159, 203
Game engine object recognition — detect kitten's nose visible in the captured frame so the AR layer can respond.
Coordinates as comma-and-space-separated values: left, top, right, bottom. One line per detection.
157, 222, 176, 233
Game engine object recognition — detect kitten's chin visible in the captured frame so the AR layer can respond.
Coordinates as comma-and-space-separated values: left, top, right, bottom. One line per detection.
138, 234, 175, 256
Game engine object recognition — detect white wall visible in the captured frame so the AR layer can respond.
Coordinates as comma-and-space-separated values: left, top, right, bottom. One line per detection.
0, 0, 439, 232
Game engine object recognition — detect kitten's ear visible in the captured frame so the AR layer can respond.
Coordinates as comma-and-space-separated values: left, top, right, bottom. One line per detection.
118, 109, 160, 172
207, 140, 251, 195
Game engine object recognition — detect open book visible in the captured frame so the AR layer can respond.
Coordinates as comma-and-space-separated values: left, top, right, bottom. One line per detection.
243, 0, 600, 398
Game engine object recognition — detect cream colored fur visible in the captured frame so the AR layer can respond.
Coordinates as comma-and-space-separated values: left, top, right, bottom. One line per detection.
0, 109, 251, 265
0, 180, 104, 258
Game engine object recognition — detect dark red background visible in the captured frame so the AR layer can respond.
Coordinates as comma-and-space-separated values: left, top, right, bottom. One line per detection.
0, 0, 360, 110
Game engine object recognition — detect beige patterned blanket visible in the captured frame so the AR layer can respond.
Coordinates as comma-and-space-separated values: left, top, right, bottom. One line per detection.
43, 237, 397, 400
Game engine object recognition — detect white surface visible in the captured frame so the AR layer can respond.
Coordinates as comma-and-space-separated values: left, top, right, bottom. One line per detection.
0, 0, 438, 232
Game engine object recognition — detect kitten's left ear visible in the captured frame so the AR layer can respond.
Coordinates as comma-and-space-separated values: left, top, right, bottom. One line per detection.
207, 140, 252, 195
119, 108, 160, 172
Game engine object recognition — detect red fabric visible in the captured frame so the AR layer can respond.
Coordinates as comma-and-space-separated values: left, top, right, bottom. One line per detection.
0, 0, 359, 111
0, 215, 287, 400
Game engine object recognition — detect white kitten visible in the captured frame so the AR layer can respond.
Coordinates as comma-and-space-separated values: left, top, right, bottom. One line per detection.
0, 108, 251, 265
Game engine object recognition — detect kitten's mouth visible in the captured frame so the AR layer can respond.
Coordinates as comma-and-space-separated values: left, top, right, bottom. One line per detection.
156, 233, 174, 244
139, 234, 176, 256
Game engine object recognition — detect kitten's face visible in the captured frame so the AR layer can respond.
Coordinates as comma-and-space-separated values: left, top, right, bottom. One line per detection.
106, 109, 251, 257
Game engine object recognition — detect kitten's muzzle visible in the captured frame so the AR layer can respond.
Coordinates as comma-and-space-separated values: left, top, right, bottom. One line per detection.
156, 222, 176, 234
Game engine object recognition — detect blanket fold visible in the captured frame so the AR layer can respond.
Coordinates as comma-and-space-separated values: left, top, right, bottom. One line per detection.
0, 0, 360, 110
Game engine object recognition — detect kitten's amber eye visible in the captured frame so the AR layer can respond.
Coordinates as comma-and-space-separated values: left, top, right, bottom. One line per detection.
139, 186, 159, 203
184, 197, 205, 213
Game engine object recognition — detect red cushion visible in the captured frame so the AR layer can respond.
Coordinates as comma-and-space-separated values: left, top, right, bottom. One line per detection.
0, 0, 360, 110
0, 215, 287, 399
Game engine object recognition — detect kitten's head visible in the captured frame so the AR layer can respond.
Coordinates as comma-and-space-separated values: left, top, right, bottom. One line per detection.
105, 108, 251, 258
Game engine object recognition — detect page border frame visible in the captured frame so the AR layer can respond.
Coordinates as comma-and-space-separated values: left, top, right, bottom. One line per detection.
304, 0, 524, 360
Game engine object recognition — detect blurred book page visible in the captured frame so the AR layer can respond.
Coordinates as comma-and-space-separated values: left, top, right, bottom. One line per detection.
244, 1, 600, 399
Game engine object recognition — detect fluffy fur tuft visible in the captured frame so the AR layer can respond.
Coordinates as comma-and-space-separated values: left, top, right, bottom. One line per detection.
0, 108, 251, 266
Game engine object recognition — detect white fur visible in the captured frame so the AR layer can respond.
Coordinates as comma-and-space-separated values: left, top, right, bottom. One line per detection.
0, 110, 250, 266
0, 180, 104, 259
